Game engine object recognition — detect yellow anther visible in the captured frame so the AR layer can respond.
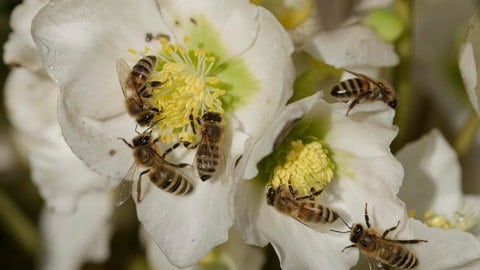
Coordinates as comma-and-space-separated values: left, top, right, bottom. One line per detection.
128, 48, 139, 55
407, 209, 416, 218
422, 209, 480, 231
138, 36, 225, 145
183, 35, 190, 43
270, 140, 334, 199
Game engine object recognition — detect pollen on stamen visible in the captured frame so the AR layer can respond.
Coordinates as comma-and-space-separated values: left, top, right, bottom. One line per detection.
423, 209, 480, 231
141, 36, 226, 145
270, 140, 335, 199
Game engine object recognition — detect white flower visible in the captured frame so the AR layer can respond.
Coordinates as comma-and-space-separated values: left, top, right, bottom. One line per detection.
396, 129, 480, 269
235, 93, 407, 269
31, 0, 295, 266
4, 1, 113, 269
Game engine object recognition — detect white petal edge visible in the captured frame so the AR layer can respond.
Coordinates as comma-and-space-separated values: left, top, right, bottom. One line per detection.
239, 93, 320, 181
396, 129, 463, 217
230, 6, 295, 138
157, 0, 259, 60
39, 191, 113, 270
29, 125, 111, 213
4, 68, 57, 141
3, 0, 46, 69
459, 42, 480, 116
32, 0, 171, 120
303, 24, 399, 68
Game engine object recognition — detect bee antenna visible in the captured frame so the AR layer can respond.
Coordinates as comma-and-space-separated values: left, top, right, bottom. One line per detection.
134, 125, 141, 134
330, 229, 350, 234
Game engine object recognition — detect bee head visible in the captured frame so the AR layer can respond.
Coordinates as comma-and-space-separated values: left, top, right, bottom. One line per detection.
137, 112, 155, 126
350, 223, 364, 243
132, 134, 151, 147
266, 186, 276, 205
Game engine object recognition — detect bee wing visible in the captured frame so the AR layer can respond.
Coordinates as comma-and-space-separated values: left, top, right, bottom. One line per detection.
116, 58, 132, 98
114, 162, 138, 206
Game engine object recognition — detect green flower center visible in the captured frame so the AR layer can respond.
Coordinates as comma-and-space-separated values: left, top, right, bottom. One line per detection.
270, 140, 335, 199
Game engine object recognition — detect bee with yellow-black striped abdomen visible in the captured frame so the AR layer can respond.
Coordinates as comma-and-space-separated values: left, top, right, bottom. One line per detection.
331, 70, 397, 116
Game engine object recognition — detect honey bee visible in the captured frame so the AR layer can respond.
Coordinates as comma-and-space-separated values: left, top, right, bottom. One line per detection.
190, 111, 225, 181
266, 184, 340, 228
330, 70, 397, 115
117, 55, 161, 126
340, 203, 427, 269
114, 133, 193, 206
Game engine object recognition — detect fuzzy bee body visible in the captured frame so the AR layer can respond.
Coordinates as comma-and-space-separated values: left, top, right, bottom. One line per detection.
331, 70, 397, 115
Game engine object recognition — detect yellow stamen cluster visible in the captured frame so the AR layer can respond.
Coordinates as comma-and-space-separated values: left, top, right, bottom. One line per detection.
271, 140, 335, 199
141, 37, 225, 144
423, 209, 480, 231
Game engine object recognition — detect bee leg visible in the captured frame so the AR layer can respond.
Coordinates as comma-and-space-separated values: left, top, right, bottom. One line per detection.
391, 239, 428, 244
137, 169, 150, 203
346, 90, 372, 116
287, 182, 297, 197
171, 162, 190, 168
189, 113, 197, 135
162, 142, 181, 158
381, 220, 400, 238
341, 244, 356, 253
118, 137, 134, 148
364, 203, 371, 228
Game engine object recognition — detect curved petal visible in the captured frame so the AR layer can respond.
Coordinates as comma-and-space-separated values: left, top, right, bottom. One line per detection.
4, 68, 57, 141
137, 173, 233, 268
39, 191, 113, 270
408, 219, 480, 270
3, 0, 45, 69
239, 93, 320, 180
396, 129, 463, 217
30, 125, 111, 213
31, 0, 172, 120
303, 24, 399, 68
230, 6, 295, 137
157, 0, 259, 60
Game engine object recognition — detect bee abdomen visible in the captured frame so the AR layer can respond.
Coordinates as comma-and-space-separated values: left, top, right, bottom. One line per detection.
383, 246, 418, 269
298, 203, 338, 223
130, 55, 157, 89
151, 167, 192, 195
331, 78, 369, 97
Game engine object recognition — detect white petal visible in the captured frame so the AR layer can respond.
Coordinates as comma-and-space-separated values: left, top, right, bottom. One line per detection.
459, 42, 480, 116
32, 0, 172, 120
396, 129, 462, 217
157, 0, 259, 59
230, 6, 295, 138
4, 68, 57, 141
303, 24, 399, 68
137, 174, 233, 267
3, 0, 46, 69
409, 219, 480, 270
57, 96, 135, 179
29, 125, 111, 213
39, 191, 113, 270
356, 0, 393, 11
239, 93, 320, 181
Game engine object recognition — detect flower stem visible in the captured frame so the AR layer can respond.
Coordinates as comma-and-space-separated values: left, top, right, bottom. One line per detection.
453, 110, 480, 158
0, 187, 40, 257
392, 0, 413, 152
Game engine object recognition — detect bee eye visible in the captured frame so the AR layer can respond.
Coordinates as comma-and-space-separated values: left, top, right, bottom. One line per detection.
388, 100, 397, 108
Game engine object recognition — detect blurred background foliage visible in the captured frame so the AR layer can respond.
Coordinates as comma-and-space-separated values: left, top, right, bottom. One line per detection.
1, 0, 480, 269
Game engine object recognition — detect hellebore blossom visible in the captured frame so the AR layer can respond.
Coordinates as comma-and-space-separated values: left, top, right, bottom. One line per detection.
235, 93, 409, 269
31, 0, 295, 266
396, 129, 480, 269
4, 0, 113, 269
